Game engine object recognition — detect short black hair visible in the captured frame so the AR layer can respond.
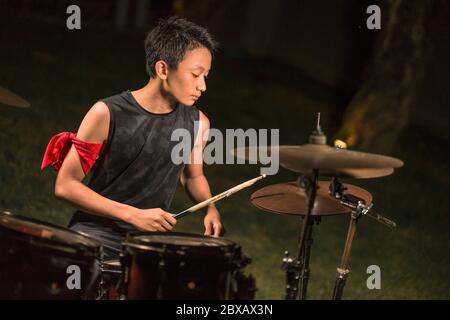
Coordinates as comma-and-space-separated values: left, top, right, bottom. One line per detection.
144, 16, 218, 78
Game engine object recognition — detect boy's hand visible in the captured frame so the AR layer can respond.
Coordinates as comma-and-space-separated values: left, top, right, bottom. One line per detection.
204, 207, 223, 237
128, 208, 176, 232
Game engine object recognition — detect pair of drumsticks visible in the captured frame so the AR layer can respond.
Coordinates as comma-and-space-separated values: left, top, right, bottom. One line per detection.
172, 174, 267, 219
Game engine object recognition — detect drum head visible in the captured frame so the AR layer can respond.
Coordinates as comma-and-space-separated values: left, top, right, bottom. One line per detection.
0, 212, 100, 257
124, 232, 236, 252
127, 232, 234, 247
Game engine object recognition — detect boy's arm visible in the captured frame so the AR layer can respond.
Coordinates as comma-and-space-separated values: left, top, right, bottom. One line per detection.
54, 101, 176, 231
181, 111, 223, 237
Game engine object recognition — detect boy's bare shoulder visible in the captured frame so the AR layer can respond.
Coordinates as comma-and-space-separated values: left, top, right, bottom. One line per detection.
76, 101, 110, 143
89, 101, 109, 117
198, 110, 210, 128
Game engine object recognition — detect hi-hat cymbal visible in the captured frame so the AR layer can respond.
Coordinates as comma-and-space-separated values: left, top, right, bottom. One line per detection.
0, 86, 31, 108
250, 181, 372, 216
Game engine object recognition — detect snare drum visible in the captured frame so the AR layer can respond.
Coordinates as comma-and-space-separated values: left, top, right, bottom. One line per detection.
121, 232, 256, 300
0, 212, 101, 299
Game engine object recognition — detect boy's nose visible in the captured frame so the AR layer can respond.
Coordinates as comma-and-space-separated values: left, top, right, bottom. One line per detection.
198, 80, 206, 92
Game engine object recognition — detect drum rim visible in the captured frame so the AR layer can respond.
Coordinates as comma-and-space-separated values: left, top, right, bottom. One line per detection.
0, 212, 101, 256
124, 231, 237, 247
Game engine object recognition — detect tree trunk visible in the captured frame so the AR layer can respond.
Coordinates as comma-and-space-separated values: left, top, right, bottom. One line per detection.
336, 0, 432, 154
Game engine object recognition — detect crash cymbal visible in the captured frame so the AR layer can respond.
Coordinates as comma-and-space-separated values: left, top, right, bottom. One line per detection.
278, 144, 403, 169
233, 145, 402, 178
0, 86, 30, 108
251, 181, 372, 216
285, 167, 395, 179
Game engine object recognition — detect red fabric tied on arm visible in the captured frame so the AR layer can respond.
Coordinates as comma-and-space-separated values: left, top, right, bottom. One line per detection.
40, 132, 103, 175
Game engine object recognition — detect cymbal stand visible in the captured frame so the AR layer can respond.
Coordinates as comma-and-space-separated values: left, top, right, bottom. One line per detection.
283, 113, 327, 300
330, 177, 395, 300
282, 169, 319, 300
331, 199, 369, 300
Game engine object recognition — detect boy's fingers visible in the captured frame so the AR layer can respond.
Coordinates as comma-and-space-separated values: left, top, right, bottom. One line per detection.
164, 212, 177, 226
213, 224, 221, 237
204, 223, 212, 236
160, 219, 173, 231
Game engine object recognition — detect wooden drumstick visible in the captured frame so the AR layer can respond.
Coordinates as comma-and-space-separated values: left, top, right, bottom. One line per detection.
173, 174, 267, 219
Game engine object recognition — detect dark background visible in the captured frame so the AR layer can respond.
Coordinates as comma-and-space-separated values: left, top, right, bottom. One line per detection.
0, 0, 449, 299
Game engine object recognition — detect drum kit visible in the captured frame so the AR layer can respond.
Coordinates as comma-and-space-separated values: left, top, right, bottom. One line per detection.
0, 84, 403, 301
0, 212, 257, 300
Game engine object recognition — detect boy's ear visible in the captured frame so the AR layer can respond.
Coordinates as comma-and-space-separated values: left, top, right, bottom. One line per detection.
155, 60, 169, 80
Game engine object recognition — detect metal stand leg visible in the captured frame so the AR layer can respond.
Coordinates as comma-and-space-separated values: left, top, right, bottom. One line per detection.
299, 217, 320, 300
329, 175, 397, 299
283, 170, 319, 300
332, 215, 358, 300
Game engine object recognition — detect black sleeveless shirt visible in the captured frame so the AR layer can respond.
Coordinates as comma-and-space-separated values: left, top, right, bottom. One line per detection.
69, 90, 199, 230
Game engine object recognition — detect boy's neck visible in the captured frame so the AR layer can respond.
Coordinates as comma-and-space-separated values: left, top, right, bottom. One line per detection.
131, 79, 177, 114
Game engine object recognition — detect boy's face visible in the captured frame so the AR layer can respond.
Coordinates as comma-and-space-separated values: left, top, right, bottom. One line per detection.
165, 47, 212, 106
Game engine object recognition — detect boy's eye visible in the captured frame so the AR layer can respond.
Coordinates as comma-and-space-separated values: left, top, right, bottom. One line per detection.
192, 73, 199, 78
